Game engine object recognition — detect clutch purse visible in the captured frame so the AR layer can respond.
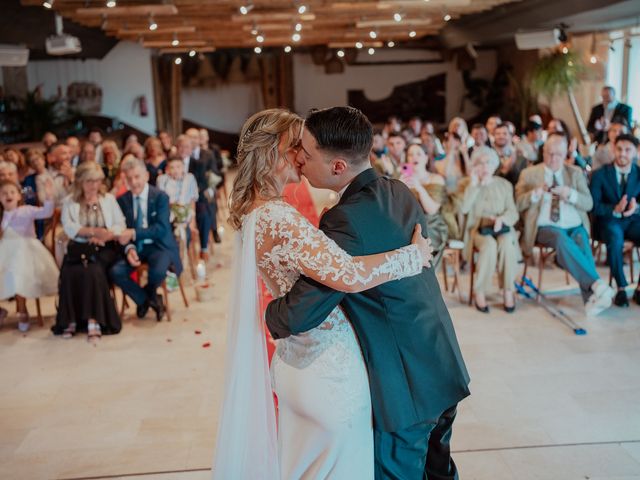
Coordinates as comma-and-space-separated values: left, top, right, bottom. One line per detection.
478, 225, 510, 237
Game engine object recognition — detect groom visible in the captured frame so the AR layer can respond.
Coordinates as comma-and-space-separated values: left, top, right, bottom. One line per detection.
265, 106, 470, 480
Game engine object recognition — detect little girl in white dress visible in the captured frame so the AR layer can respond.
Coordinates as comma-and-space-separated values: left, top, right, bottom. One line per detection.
0, 180, 59, 331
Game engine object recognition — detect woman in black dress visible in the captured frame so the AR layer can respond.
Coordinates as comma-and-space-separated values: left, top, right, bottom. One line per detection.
53, 162, 126, 340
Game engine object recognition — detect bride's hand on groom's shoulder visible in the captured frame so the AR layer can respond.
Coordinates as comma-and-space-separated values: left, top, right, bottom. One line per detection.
411, 224, 433, 268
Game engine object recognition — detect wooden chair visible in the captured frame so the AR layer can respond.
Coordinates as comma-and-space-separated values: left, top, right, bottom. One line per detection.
441, 247, 463, 302
43, 208, 61, 257
521, 244, 570, 299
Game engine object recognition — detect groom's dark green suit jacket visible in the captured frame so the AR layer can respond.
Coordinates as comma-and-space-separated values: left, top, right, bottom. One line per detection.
266, 168, 470, 433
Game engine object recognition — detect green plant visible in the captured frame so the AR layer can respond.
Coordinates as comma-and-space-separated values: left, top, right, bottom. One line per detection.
508, 72, 539, 130
19, 87, 61, 140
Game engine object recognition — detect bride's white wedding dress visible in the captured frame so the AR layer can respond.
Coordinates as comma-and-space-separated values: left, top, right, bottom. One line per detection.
212, 200, 423, 480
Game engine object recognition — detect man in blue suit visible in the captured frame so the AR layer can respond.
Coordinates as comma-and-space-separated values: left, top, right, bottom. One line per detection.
590, 134, 640, 307
110, 157, 182, 320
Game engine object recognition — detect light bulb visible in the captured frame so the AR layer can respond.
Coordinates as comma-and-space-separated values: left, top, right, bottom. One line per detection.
337, 49, 345, 57
284, 45, 292, 53
409, 31, 417, 38
368, 48, 375, 55
562, 46, 569, 54
256, 34, 264, 43
254, 46, 262, 54
189, 50, 196, 57
387, 41, 395, 48
295, 23, 302, 32
590, 55, 597, 64
444, 14, 452, 22
369, 31, 377, 39
292, 33, 301, 42
355, 41, 363, 49
393, 12, 402, 22
106, 0, 116, 7
298, 5, 307, 14
174, 57, 182, 65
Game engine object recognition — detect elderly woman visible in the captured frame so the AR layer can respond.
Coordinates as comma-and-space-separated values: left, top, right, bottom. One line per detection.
80, 141, 97, 164
101, 140, 121, 190
458, 146, 520, 313
52, 162, 125, 340
400, 143, 449, 266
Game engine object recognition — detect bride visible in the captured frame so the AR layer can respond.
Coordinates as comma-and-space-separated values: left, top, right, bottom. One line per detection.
212, 108, 432, 479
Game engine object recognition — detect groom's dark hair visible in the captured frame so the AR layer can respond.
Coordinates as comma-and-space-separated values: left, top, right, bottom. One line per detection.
305, 106, 373, 165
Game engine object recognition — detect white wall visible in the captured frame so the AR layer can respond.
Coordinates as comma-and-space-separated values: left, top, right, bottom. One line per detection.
182, 82, 262, 133
294, 48, 497, 124
25, 41, 156, 134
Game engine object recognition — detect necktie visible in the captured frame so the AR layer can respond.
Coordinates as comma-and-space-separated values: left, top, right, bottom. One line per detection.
620, 173, 628, 195
135, 195, 144, 251
550, 174, 560, 223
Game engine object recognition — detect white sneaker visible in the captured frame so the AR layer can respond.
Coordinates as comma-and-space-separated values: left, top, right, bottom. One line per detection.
592, 280, 614, 299
585, 286, 615, 317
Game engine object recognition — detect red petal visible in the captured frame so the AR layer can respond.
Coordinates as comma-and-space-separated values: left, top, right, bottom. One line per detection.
194, 330, 202, 335
202, 342, 211, 348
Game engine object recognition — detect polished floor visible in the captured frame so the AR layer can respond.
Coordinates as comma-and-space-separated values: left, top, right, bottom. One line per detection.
1, 190, 640, 480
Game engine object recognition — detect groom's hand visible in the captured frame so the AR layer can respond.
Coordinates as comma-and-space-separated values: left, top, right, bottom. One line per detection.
412, 224, 433, 268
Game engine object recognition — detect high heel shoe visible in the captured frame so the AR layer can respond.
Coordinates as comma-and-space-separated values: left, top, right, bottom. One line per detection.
474, 302, 490, 314
504, 304, 516, 313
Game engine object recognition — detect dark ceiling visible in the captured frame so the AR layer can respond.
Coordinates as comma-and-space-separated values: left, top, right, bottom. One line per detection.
0, 0, 117, 60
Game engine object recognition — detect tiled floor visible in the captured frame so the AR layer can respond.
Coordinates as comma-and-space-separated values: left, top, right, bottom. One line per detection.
2, 185, 640, 479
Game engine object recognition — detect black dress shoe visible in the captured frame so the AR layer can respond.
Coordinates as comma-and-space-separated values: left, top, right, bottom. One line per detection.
213, 231, 222, 243
474, 302, 490, 314
136, 301, 150, 318
614, 290, 629, 307
149, 295, 165, 322
633, 289, 640, 306
504, 304, 516, 313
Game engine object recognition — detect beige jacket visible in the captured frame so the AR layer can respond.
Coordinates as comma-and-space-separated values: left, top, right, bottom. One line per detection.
457, 176, 519, 262
515, 164, 593, 256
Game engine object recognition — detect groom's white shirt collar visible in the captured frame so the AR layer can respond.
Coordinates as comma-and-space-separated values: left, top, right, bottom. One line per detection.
338, 184, 349, 198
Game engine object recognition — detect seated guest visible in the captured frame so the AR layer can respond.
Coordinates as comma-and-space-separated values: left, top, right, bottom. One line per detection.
515, 134, 614, 316
123, 141, 144, 160
382, 115, 402, 139
468, 123, 490, 157
53, 162, 124, 340
101, 140, 121, 190
80, 141, 97, 164
486, 115, 501, 145
587, 85, 632, 144
371, 130, 398, 178
592, 119, 628, 171
386, 131, 406, 167
47, 143, 75, 207
157, 156, 198, 239
144, 136, 167, 186
88, 129, 104, 165
26, 149, 53, 205
42, 131, 58, 150
4, 148, 37, 206
517, 120, 544, 164
66, 136, 81, 168
459, 147, 520, 313
590, 134, 640, 307
436, 125, 470, 195
494, 123, 528, 186
110, 157, 182, 321
0, 161, 19, 183
158, 130, 177, 158
421, 121, 445, 157
0, 179, 58, 332
399, 143, 448, 266
545, 118, 588, 170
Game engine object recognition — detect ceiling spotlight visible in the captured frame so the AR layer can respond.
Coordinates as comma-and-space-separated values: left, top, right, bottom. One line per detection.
562, 46, 569, 54
393, 12, 402, 22
174, 57, 182, 65
295, 23, 302, 32
298, 4, 307, 14
189, 49, 196, 57
368, 48, 375, 55
254, 46, 262, 54
590, 55, 597, 64
106, 0, 116, 7
250, 25, 259, 36
409, 31, 417, 38
171, 33, 179, 47
387, 40, 395, 48
369, 31, 377, 39
337, 49, 345, 57
444, 14, 452, 22
239, 3, 254, 15
256, 34, 264, 43
148, 15, 157, 31
292, 33, 301, 42
43, 0, 53, 8
355, 41, 363, 49
284, 45, 292, 53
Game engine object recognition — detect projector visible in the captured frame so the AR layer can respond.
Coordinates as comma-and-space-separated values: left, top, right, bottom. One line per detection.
0, 44, 29, 66
46, 34, 82, 56
515, 29, 561, 50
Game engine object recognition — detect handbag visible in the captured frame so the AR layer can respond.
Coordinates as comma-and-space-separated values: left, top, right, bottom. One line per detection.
478, 224, 511, 237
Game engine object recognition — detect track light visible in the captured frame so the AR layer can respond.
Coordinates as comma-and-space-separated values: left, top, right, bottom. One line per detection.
171, 33, 180, 47
256, 34, 264, 43
337, 49, 345, 58
369, 31, 377, 39
148, 15, 157, 31
284, 45, 292, 53
189, 50, 196, 57
393, 12, 402, 22
355, 41, 363, 49
239, 3, 254, 15
444, 14, 452, 22
298, 4, 307, 14
409, 31, 417, 38
368, 48, 375, 55
254, 46, 262, 54
292, 33, 301, 42
387, 40, 395, 48
174, 57, 182, 65
43, 0, 54, 8
295, 23, 302, 32
106, 0, 116, 7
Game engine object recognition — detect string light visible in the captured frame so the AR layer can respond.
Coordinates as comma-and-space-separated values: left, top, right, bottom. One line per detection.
387, 40, 395, 48
409, 31, 417, 38
368, 47, 375, 55
444, 14, 452, 22
393, 12, 402, 22
174, 57, 182, 65
148, 15, 157, 31
171, 33, 179, 47
355, 41, 363, 49
254, 46, 262, 53
256, 34, 264, 43
284, 45, 292, 53
369, 31, 377, 39
292, 33, 301, 42
189, 50, 196, 57
562, 46, 569, 54
337, 49, 345, 57
106, 0, 116, 7
295, 23, 302, 32
298, 4, 307, 14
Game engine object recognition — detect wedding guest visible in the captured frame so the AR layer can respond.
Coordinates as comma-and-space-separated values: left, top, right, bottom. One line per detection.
517, 120, 543, 164
3, 148, 30, 182
88, 128, 104, 165
158, 130, 176, 158
469, 123, 490, 157
386, 131, 406, 167
587, 86, 632, 144
0, 179, 58, 332
400, 143, 448, 266
546, 118, 588, 170
382, 115, 401, 138
486, 115, 501, 144
458, 147, 520, 313
42, 131, 58, 150
515, 134, 614, 316
0, 161, 19, 183
47, 143, 75, 207
592, 119, 628, 171
123, 141, 144, 160
143, 136, 166, 186
110, 157, 182, 321
80, 141, 97, 164
25, 149, 54, 205
53, 162, 124, 340
435, 125, 469, 195
66, 136, 81, 168
494, 123, 528, 186
590, 134, 640, 307
101, 140, 121, 191
157, 157, 199, 243
371, 130, 398, 178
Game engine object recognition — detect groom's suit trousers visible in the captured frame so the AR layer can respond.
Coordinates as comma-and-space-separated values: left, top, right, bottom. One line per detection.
374, 404, 459, 480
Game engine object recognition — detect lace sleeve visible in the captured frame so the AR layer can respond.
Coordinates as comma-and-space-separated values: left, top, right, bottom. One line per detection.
256, 202, 423, 294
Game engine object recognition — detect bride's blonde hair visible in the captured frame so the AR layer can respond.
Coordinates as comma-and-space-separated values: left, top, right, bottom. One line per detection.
228, 108, 303, 230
